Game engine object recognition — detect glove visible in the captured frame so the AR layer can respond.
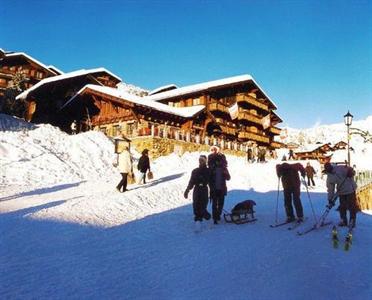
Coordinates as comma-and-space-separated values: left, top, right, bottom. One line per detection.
184, 190, 189, 199
327, 200, 335, 209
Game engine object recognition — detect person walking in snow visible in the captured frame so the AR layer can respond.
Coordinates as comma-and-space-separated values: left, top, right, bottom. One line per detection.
208, 146, 230, 224
70, 120, 77, 135
305, 162, 316, 186
323, 162, 358, 227
184, 155, 212, 225
276, 162, 306, 222
137, 149, 151, 184
288, 149, 295, 160
116, 146, 133, 193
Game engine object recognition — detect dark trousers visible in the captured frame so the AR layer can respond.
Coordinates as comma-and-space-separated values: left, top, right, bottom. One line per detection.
307, 175, 315, 186
193, 186, 210, 221
339, 193, 357, 224
117, 173, 128, 192
284, 188, 303, 218
211, 190, 225, 221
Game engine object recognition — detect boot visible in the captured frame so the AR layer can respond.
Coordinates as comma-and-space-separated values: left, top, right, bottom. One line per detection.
338, 220, 348, 227
286, 216, 295, 223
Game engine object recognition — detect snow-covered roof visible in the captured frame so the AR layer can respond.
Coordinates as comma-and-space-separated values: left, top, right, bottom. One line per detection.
296, 143, 331, 153
4, 51, 60, 75
62, 84, 205, 118
146, 74, 278, 109
148, 84, 178, 96
16, 68, 122, 100
47, 65, 64, 75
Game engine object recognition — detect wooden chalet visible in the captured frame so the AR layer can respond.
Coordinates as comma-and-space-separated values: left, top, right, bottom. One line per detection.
145, 75, 282, 149
333, 141, 347, 151
295, 143, 333, 164
16, 68, 121, 131
61, 74, 283, 154
0, 49, 61, 97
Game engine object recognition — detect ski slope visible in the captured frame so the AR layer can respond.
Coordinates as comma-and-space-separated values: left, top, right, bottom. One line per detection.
1, 115, 372, 299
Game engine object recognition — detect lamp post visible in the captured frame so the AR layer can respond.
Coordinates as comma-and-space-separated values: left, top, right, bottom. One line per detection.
343, 111, 353, 166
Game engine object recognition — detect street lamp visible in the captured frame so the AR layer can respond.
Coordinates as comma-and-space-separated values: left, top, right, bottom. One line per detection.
343, 111, 353, 165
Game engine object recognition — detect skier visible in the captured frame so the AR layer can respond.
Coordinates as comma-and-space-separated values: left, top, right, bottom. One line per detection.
137, 149, 151, 184
208, 146, 231, 224
276, 162, 306, 223
323, 162, 358, 227
116, 146, 133, 193
305, 162, 316, 186
184, 155, 212, 228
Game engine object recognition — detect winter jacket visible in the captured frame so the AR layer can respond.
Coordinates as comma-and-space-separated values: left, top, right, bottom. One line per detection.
276, 163, 306, 190
208, 153, 228, 169
326, 165, 357, 201
186, 166, 211, 192
305, 165, 316, 177
117, 150, 132, 173
137, 155, 150, 173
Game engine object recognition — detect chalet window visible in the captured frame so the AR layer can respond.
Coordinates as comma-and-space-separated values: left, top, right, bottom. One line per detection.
30, 70, 35, 76
112, 125, 120, 137
36, 71, 43, 79
193, 98, 201, 105
0, 78, 6, 84
10, 66, 16, 71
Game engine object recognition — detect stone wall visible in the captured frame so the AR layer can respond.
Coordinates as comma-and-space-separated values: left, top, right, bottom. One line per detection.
130, 136, 246, 159
356, 183, 372, 211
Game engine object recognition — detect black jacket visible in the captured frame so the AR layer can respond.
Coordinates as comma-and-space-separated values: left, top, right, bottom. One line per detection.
137, 155, 150, 173
186, 166, 211, 191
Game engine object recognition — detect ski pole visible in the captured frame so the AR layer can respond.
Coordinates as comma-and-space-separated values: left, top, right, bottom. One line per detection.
302, 178, 318, 224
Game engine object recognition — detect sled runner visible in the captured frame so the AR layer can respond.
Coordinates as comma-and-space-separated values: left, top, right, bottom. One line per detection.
223, 200, 257, 224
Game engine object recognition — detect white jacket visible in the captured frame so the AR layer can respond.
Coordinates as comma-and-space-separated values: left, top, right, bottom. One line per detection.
326, 165, 357, 201
117, 150, 132, 173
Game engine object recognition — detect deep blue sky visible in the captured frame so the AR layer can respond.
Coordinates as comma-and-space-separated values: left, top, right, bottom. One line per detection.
1, 0, 371, 128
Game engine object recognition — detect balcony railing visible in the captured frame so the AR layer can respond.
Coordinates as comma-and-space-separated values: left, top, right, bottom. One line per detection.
270, 141, 282, 148
209, 102, 228, 114
237, 109, 262, 125
238, 131, 270, 143
236, 93, 269, 111
269, 126, 281, 135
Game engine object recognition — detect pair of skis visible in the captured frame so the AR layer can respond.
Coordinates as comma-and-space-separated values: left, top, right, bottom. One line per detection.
332, 221, 355, 251
269, 218, 306, 230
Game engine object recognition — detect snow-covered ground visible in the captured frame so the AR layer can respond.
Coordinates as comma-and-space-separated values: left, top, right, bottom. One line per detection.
1, 114, 372, 299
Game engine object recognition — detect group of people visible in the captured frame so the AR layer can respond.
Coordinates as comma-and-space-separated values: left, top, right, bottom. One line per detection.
115, 145, 358, 229
184, 146, 230, 225
116, 147, 151, 193
276, 161, 358, 227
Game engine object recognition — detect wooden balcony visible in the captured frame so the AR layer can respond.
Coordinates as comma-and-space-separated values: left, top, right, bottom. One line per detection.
269, 126, 281, 135
270, 141, 282, 149
209, 102, 228, 114
238, 131, 269, 143
237, 109, 262, 125
236, 93, 269, 111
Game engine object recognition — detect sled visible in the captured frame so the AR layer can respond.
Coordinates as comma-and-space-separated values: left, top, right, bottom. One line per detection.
223, 208, 257, 225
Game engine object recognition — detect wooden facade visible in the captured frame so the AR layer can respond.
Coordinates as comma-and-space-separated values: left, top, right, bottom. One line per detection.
62, 75, 283, 153
295, 143, 333, 164
16, 68, 121, 131
0, 49, 60, 97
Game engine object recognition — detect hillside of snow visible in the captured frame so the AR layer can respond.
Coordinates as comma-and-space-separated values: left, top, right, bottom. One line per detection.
1, 114, 372, 299
278, 116, 372, 169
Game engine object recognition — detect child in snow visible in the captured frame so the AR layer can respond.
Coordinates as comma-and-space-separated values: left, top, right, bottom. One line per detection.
184, 155, 212, 226
137, 149, 151, 184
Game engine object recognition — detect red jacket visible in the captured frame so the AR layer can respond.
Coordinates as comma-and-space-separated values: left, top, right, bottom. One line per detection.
276, 163, 306, 190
